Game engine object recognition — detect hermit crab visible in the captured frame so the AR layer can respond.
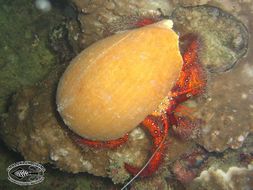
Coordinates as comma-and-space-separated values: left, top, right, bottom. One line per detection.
56, 20, 206, 178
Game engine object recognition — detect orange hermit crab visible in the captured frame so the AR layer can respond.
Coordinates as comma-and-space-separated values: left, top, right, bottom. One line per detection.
56, 20, 206, 177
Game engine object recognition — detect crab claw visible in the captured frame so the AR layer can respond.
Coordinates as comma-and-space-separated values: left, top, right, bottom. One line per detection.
124, 115, 169, 177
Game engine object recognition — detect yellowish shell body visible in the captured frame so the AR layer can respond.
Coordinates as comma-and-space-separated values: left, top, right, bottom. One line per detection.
56, 20, 183, 140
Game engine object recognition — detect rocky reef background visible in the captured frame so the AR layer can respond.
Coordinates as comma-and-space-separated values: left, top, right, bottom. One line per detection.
0, 0, 253, 190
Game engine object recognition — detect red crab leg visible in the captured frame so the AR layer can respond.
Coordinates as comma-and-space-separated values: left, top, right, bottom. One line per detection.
168, 34, 206, 126
171, 34, 206, 101
76, 133, 129, 149
124, 115, 169, 177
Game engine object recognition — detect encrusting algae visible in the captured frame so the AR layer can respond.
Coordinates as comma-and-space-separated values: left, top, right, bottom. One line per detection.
56, 20, 183, 141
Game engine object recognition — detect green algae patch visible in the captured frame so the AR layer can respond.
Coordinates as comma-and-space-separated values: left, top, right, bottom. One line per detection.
0, 0, 64, 113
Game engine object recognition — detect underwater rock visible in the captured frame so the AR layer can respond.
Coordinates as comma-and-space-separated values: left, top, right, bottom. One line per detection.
172, 5, 249, 73
68, 2, 249, 72
1, 1, 252, 189
68, 0, 173, 51
0, 0, 64, 114
49, 23, 75, 63
0, 66, 151, 184
129, 175, 168, 190
186, 60, 253, 152
185, 134, 253, 190
0, 142, 100, 190
0, 64, 196, 184
187, 165, 253, 190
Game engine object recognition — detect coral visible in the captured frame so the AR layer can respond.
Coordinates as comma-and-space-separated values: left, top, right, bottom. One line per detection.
166, 134, 253, 189
187, 165, 253, 190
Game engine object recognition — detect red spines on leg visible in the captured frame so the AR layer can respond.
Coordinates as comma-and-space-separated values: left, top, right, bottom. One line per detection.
76, 133, 129, 149
171, 115, 203, 140
171, 34, 206, 101
166, 34, 206, 144
124, 115, 169, 177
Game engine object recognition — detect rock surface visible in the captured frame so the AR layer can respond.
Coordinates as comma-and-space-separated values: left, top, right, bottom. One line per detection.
0, 0, 64, 114
69, 0, 173, 51
0, 65, 194, 184
190, 61, 253, 152
1, 0, 253, 189
0, 66, 151, 184
172, 6, 249, 73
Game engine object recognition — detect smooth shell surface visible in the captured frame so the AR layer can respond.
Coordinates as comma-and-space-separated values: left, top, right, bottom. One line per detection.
57, 20, 183, 140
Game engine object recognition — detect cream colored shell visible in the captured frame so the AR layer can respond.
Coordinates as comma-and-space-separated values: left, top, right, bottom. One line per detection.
56, 20, 183, 140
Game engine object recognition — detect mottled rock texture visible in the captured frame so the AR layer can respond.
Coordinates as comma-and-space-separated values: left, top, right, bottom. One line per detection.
0, 0, 253, 189
0, 66, 150, 183
190, 61, 253, 152
172, 6, 249, 73
68, 0, 173, 51
0, 0, 64, 114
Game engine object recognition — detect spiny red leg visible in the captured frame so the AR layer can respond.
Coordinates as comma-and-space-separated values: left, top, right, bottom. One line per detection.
124, 115, 169, 177
164, 34, 207, 145
171, 34, 206, 103
76, 133, 129, 149
171, 115, 203, 140
167, 34, 206, 124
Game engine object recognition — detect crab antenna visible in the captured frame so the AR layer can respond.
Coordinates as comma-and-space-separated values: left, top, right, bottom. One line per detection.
120, 130, 167, 190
